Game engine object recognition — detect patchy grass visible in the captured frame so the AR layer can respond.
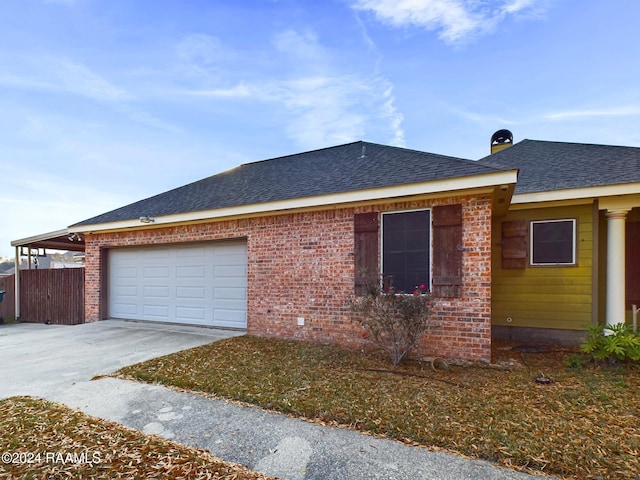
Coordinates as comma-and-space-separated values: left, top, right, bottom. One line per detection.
116, 336, 640, 480
0, 396, 274, 480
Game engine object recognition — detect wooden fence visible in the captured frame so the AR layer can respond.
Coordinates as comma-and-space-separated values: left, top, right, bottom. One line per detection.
0, 269, 84, 325
0, 275, 15, 320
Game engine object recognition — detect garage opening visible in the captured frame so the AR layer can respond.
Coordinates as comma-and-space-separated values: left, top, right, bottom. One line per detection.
108, 240, 247, 329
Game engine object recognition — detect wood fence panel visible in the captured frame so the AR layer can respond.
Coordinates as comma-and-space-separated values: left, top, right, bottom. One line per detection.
0, 275, 15, 320
19, 269, 84, 325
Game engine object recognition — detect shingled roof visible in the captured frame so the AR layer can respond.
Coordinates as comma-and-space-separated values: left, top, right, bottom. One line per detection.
478, 139, 640, 194
73, 141, 507, 226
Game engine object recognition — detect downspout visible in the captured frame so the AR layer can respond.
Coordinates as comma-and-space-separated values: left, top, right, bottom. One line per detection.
633, 304, 638, 333
14, 246, 20, 320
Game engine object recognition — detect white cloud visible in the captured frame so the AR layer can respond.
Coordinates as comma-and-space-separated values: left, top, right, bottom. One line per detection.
501, 0, 536, 14
267, 28, 406, 148
0, 54, 182, 132
173, 33, 239, 84
167, 27, 406, 149
55, 59, 130, 102
451, 106, 518, 126
169, 84, 252, 99
352, 0, 546, 44
543, 106, 640, 120
272, 30, 331, 71
0, 54, 128, 102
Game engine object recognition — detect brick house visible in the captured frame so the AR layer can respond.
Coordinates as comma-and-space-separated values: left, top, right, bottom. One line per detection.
69, 141, 517, 362
11, 135, 640, 361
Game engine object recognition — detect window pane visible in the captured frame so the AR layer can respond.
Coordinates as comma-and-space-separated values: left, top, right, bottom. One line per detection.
383, 210, 430, 292
532, 220, 575, 265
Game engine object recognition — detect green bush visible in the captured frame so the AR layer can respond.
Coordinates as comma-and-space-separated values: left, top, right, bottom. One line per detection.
581, 323, 640, 363
564, 352, 590, 370
351, 284, 431, 367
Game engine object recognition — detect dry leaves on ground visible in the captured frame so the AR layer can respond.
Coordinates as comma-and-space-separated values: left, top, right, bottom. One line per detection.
117, 336, 640, 480
0, 396, 276, 480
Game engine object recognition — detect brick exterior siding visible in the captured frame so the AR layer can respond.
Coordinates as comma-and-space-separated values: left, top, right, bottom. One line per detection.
84, 193, 492, 362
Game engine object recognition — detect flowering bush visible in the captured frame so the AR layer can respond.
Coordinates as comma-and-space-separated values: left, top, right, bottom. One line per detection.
351, 283, 431, 367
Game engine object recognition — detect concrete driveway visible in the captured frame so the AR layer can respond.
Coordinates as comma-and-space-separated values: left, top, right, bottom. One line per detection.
0, 320, 555, 480
0, 319, 241, 400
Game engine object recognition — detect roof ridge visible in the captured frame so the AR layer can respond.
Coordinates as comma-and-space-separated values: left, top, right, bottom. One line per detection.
518, 138, 640, 150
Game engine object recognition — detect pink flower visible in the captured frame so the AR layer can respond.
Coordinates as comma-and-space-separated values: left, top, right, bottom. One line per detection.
419, 284, 426, 291
361, 332, 367, 338
413, 289, 419, 295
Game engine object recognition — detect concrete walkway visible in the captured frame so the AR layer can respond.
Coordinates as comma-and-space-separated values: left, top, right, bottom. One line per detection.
0, 321, 555, 480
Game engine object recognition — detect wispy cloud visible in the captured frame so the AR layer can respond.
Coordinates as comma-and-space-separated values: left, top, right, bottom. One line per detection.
352, 0, 547, 44
0, 57, 129, 102
451, 106, 519, 126
267, 28, 406, 148
0, 54, 181, 131
167, 27, 406, 149
168, 84, 252, 99
544, 106, 640, 120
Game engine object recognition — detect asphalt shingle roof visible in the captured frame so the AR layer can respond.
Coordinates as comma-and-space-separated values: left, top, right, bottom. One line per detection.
73, 141, 507, 226
479, 139, 640, 194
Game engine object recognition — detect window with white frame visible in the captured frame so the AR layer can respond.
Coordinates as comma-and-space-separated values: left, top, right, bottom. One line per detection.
382, 210, 431, 292
530, 219, 576, 266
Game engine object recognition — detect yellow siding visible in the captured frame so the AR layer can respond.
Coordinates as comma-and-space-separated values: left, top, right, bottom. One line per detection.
492, 204, 593, 330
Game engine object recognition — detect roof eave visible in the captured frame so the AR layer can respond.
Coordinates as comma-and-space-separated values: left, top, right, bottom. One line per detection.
11, 228, 86, 252
511, 182, 640, 205
71, 170, 518, 233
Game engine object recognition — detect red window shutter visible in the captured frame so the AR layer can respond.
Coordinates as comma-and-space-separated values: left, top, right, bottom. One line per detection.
502, 220, 527, 269
354, 212, 379, 295
432, 204, 462, 298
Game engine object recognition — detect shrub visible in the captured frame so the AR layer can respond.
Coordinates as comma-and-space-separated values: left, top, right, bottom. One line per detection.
564, 352, 590, 370
581, 323, 640, 363
351, 284, 431, 367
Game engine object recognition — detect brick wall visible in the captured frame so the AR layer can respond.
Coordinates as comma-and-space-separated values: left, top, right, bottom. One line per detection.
84, 193, 492, 361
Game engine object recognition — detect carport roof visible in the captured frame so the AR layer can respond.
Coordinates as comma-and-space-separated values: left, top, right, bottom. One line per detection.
71, 141, 512, 227
11, 228, 86, 252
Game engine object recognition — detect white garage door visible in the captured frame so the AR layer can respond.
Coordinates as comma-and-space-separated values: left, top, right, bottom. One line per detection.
108, 241, 247, 329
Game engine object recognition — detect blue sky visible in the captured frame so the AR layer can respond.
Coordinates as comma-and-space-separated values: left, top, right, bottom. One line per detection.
2, 0, 640, 258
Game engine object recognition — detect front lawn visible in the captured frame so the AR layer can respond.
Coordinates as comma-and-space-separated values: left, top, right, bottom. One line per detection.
116, 336, 640, 480
0, 396, 274, 480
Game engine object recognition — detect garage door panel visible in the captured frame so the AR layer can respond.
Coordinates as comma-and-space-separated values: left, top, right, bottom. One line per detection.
114, 285, 137, 296
143, 304, 169, 319
144, 266, 170, 279
214, 287, 246, 300
176, 306, 206, 320
215, 300, 246, 312
112, 303, 138, 316
177, 265, 207, 279
109, 241, 247, 328
214, 252, 247, 264
144, 249, 170, 260
213, 309, 246, 325
143, 286, 169, 298
177, 286, 206, 299
114, 267, 138, 278
214, 265, 246, 277
176, 246, 207, 257
213, 278, 246, 289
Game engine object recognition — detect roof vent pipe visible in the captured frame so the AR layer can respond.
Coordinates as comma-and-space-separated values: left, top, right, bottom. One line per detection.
490, 129, 513, 154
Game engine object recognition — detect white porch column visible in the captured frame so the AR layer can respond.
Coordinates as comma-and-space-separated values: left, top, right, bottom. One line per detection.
606, 209, 629, 327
